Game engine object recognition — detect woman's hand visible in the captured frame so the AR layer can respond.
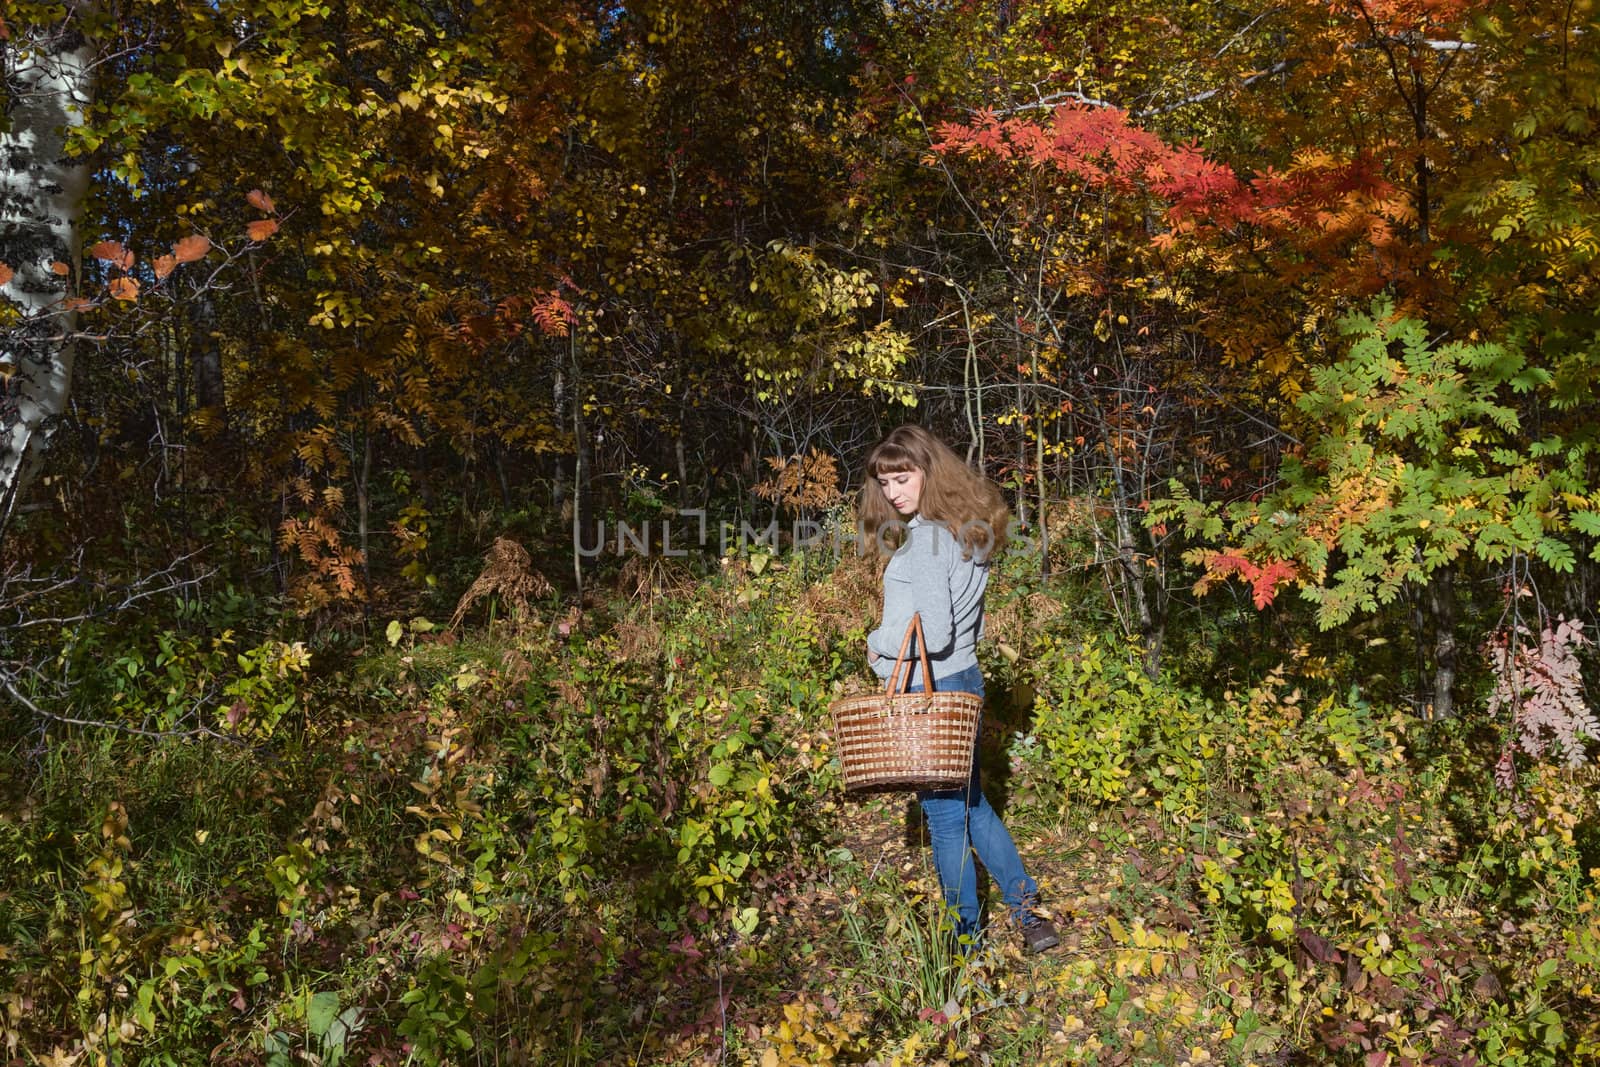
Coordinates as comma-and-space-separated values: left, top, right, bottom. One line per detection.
867, 645, 881, 665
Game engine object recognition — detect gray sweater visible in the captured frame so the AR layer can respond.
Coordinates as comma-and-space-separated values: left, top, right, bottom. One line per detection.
867, 515, 988, 689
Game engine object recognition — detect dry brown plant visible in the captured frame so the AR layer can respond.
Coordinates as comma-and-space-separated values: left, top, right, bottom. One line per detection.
799, 550, 881, 640
752, 449, 846, 511
498, 648, 536, 685
551, 676, 582, 709
1043, 496, 1103, 572
614, 618, 664, 664
984, 590, 1066, 649
449, 537, 555, 632
616, 554, 695, 609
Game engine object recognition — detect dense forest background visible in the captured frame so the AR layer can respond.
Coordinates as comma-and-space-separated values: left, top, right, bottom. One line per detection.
3, 0, 1599, 1063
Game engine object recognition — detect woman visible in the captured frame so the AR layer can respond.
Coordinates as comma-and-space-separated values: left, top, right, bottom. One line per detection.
859, 424, 1060, 954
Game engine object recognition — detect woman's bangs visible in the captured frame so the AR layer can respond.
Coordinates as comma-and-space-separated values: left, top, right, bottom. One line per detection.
869, 446, 918, 477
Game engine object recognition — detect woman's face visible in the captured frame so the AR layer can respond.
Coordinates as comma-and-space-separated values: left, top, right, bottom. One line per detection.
876, 467, 924, 516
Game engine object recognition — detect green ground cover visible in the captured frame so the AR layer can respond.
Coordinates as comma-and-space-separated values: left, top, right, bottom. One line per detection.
1, 549, 1597, 1065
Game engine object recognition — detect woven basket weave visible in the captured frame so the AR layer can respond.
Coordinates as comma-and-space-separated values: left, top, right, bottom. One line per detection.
829, 615, 982, 794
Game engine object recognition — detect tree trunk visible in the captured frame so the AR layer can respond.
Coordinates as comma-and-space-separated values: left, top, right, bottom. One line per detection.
191, 292, 227, 427
1014, 372, 1028, 526
1111, 491, 1158, 677
0, 3, 96, 542
356, 423, 372, 592
959, 288, 980, 466
1426, 568, 1457, 719
1034, 350, 1049, 579
570, 330, 588, 595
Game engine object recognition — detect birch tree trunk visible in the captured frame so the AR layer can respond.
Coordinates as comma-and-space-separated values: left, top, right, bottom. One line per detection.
0, 3, 96, 541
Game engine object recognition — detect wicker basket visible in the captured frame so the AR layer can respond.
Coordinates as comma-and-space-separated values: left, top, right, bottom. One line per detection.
829, 614, 982, 794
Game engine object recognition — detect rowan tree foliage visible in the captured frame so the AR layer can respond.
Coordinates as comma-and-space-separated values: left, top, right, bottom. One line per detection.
1155, 301, 1576, 624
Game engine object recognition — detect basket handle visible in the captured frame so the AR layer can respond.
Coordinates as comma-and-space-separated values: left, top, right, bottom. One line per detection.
884, 613, 935, 695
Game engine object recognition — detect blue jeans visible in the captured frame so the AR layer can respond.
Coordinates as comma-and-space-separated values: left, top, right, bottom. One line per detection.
917, 664, 1038, 941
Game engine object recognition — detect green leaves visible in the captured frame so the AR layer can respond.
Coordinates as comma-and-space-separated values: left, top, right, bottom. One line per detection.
700, 240, 912, 403
305, 990, 340, 1039
1162, 298, 1600, 626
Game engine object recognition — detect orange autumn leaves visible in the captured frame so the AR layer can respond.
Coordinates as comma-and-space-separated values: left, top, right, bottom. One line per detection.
86, 240, 141, 301
246, 188, 280, 242
152, 235, 213, 281
0, 190, 279, 308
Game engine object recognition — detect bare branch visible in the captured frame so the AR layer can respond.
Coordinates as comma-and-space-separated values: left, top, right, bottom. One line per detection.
987, 86, 1118, 116
983, 60, 1299, 120
1, 668, 254, 747
1216, 11, 1278, 58
1139, 61, 1296, 117
1, 549, 213, 630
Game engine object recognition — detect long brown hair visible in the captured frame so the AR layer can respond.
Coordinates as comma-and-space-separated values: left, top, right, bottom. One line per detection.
857, 425, 1009, 561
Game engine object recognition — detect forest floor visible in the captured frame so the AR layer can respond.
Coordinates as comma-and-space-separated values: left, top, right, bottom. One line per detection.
708, 792, 1275, 1067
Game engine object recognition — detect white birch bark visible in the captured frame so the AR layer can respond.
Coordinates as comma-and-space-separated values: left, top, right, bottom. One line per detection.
0, 3, 96, 540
